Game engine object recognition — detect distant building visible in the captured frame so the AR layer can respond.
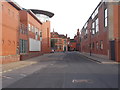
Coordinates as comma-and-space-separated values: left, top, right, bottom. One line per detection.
51, 31, 68, 52
74, 29, 81, 51
80, 1, 120, 62
68, 39, 77, 51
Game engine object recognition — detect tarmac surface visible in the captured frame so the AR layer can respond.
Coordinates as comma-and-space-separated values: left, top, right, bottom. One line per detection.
2, 51, 119, 88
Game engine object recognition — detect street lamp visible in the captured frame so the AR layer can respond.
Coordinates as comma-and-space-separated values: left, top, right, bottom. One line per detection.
90, 29, 92, 56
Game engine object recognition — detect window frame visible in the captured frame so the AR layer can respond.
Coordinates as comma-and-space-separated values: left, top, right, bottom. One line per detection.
104, 8, 108, 27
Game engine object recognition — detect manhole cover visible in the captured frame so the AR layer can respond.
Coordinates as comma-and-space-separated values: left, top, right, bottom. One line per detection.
72, 79, 93, 84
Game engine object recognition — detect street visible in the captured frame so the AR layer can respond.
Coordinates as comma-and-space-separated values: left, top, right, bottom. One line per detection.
2, 52, 118, 88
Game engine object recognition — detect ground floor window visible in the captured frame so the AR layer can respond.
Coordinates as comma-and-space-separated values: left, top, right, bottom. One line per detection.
20, 39, 28, 53
100, 40, 103, 50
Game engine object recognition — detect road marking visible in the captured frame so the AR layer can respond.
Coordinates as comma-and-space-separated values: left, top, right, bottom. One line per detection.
50, 64, 54, 66
2, 76, 13, 79
20, 74, 26, 77
7, 69, 12, 72
2, 62, 37, 74
72, 79, 93, 84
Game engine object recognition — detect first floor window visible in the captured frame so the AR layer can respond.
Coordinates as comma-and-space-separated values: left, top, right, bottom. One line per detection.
95, 18, 99, 33
104, 8, 108, 27
28, 24, 31, 31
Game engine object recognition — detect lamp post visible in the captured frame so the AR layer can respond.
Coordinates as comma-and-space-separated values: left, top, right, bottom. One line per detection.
90, 29, 92, 56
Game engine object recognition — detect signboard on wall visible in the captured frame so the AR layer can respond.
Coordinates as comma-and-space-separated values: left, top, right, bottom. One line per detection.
29, 38, 41, 51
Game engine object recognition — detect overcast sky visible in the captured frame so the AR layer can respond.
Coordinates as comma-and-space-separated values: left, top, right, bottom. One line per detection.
14, 0, 101, 38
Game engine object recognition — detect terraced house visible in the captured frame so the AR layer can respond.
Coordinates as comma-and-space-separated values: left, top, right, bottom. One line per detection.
80, 0, 120, 62
0, 0, 54, 64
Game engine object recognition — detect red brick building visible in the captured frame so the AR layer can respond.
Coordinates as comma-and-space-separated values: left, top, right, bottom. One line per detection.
74, 29, 81, 51
68, 39, 77, 51
31, 9, 54, 54
19, 9, 43, 60
0, 0, 54, 64
0, 0, 22, 64
51, 31, 68, 52
80, 1, 120, 62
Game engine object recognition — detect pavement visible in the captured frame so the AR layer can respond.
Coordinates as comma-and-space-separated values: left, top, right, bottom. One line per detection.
1, 56, 40, 74
79, 52, 119, 64
1, 53, 64, 74
2, 51, 119, 88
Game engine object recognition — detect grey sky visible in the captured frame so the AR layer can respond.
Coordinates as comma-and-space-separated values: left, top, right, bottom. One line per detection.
14, 0, 101, 38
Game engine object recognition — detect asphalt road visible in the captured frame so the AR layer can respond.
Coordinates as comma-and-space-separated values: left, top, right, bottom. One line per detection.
2, 51, 119, 88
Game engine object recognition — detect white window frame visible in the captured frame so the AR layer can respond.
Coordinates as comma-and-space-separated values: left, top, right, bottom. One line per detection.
104, 8, 108, 27
28, 24, 31, 31
92, 22, 95, 35
95, 18, 99, 33
100, 40, 103, 49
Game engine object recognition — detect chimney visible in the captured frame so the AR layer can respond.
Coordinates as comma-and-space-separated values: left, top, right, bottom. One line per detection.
66, 34, 67, 37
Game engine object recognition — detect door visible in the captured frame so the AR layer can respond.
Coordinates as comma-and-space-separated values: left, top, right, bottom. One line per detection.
110, 41, 115, 61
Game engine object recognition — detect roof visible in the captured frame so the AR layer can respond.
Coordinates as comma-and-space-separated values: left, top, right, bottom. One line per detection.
70, 39, 76, 42
27, 10, 42, 24
59, 34, 67, 39
30, 9, 54, 18
7, 0, 22, 10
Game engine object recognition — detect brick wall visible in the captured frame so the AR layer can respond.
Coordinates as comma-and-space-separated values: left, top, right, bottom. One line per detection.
0, 55, 20, 64
42, 21, 51, 53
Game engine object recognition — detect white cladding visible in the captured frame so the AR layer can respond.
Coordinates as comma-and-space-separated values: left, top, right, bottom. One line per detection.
29, 38, 41, 51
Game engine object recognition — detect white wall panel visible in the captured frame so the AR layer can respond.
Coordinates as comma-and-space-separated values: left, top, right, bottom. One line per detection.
29, 38, 41, 51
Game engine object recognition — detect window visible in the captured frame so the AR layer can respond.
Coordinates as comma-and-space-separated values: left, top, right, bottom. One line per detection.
35, 32, 38, 40
33, 26, 35, 32
59, 39, 62, 42
100, 40, 103, 49
96, 42, 99, 49
20, 39, 28, 53
92, 42, 94, 49
60, 45, 62, 50
92, 7, 98, 19
32, 26, 34, 32
40, 31, 42, 37
28, 24, 31, 31
104, 8, 108, 27
85, 29, 88, 35
92, 22, 95, 35
95, 18, 99, 33
64, 40, 67, 44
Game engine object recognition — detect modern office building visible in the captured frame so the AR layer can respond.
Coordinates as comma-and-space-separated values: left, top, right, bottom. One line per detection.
19, 9, 43, 60
31, 9, 54, 53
